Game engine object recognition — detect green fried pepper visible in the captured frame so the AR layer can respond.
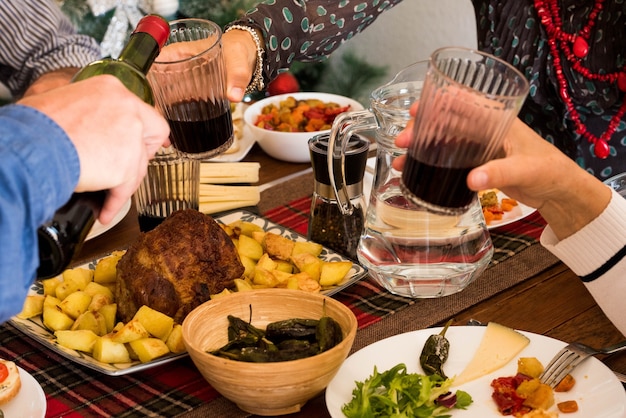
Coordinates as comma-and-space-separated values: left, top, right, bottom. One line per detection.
208, 300, 344, 362
316, 315, 343, 352
265, 318, 319, 342
419, 319, 453, 379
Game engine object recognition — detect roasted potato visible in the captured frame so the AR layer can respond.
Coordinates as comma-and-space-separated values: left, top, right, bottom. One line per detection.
16, 295, 45, 319
55, 329, 99, 353
128, 338, 170, 363
92, 337, 131, 363
133, 306, 174, 341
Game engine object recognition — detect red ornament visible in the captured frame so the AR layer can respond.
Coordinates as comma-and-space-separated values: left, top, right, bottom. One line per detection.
534, 0, 626, 159
619, 72, 626, 92
267, 72, 300, 96
595, 139, 610, 158
572, 36, 589, 58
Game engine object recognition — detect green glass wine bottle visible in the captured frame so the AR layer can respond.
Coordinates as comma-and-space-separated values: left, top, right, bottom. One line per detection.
37, 15, 170, 279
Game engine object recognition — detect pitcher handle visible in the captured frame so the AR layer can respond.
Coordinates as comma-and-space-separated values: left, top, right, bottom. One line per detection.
328, 109, 378, 215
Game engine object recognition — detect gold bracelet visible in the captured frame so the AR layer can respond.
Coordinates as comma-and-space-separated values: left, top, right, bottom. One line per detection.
225, 24, 265, 94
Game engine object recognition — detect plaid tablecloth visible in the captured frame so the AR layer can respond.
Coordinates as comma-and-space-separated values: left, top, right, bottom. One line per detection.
0, 195, 551, 418
263, 195, 548, 330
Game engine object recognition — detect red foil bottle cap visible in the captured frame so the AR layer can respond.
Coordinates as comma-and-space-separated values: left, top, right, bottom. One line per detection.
134, 15, 170, 50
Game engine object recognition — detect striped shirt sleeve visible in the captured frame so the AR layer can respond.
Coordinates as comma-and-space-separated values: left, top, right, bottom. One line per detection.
541, 188, 626, 336
0, 0, 101, 97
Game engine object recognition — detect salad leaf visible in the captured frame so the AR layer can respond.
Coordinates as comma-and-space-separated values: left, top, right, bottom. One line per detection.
342, 363, 472, 418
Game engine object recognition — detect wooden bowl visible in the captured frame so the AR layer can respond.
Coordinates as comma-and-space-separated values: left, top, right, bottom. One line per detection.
181, 289, 358, 416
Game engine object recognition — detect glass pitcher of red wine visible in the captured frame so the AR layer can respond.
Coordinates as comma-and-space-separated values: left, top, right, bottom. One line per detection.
326, 61, 494, 298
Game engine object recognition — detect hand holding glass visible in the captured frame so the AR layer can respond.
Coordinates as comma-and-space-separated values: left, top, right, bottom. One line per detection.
148, 19, 233, 159
400, 47, 530, 215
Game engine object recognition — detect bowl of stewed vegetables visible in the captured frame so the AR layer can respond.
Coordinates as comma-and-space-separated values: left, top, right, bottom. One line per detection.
243, 92, 364, 163
181, 289, 358, 415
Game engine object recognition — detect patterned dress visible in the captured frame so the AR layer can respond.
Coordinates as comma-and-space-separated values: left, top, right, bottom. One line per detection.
228, 0, 626, 179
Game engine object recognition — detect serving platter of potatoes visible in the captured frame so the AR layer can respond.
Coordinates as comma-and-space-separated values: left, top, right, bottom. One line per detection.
10, 250, 188, 376
214, 210, 367, 297
10, 210, 367, 376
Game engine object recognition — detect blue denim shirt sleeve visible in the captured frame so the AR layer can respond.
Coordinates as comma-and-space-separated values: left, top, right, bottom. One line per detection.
0, 104, 79, 323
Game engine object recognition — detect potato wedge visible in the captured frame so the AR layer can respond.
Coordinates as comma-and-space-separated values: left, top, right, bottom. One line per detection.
275, 260, 294, 274
239, 255, 257, 279
55, 329, 99, 353
54, 280, 81, 302
44, 295, 61, 308
62, 267, 93, 290
92, 337, 131, 363
133, 305, 174, 341
17, 295, 45, 319
84, 281, 114, 301
93, 251, 124, 284
291, 241, 324, 257
291, 253, 322, 281
58, 291, 92, 319
319, 261, 352, 287
109, 319, 150, 343
41, 277, 62, 296
238, 234, 264, 260
43, 305, 75, 332
230, 220, 264, 237
98, 303, 118, 334
71, 311, 107, 336
165, 324, 186, 354
289, 272, 321, 292
256, 253, 277, 271
252, 267, 279, 288
88, 293, 112, 312
128, 338, 170, 363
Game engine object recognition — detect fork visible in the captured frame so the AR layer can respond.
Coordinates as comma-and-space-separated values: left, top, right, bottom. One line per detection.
539, 340, 626, 388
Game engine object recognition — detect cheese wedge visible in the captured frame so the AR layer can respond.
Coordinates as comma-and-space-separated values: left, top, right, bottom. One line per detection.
453, 322, 530, 386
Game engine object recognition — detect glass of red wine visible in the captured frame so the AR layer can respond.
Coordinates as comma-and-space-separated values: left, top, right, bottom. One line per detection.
148, 18, 234, 160
400, 47, 529, 215
134, 146, 200, 232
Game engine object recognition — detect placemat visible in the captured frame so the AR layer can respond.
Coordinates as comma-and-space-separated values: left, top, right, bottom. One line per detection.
262, 194, 556, 330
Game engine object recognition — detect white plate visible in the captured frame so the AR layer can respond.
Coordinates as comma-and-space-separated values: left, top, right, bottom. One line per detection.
326, 326, 626, 417
209, 125, 256, 162
11, 210, 366, 376
0, 366, 46, 418
210, 103, 256, 162
86, 199, 131, 241
485, 191, 536, 230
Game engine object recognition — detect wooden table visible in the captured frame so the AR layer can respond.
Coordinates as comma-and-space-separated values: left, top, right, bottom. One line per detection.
75, 143, 626, 417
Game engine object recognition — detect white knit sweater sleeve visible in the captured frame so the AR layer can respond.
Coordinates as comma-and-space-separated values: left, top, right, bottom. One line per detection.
541, 188, 626, 336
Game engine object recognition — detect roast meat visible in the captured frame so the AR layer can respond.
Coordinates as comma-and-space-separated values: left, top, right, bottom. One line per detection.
115, 209, 244, 323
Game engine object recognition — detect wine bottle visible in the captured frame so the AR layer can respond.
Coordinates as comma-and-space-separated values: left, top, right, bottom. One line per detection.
36, 15, 170, 279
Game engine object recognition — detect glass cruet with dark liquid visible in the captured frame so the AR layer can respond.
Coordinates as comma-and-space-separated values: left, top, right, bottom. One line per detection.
307, 133, 370, 260
326, 61, 493, 298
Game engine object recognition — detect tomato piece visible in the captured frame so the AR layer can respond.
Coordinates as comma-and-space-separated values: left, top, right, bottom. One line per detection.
0, 363, 9, 383
490, 374, 533, 415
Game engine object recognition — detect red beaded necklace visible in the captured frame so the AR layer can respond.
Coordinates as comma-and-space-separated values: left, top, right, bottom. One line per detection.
534, 0, 626, 159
